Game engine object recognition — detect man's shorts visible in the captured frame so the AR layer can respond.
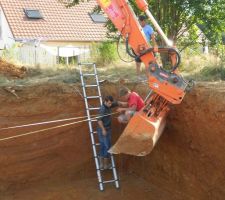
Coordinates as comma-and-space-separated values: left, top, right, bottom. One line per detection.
135, 57, 142, 63
135, 53, 157, 63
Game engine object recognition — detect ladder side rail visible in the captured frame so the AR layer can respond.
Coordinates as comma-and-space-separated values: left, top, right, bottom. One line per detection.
93, 63, 103, 105
79, 62, 120, 190
79, 64, 104, 191
110, 154, 120, 188
93, 63, 120, 189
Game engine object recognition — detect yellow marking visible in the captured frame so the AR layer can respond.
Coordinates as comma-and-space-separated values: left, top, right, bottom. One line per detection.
100, 0, 111, 8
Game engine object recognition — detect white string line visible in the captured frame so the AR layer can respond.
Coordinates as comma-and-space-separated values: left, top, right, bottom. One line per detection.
0, 112, 119, 142
0, 85, 106, 131
0, 113, 101, 131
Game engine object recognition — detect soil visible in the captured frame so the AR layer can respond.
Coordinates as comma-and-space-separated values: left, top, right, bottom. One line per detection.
0, 80, 225, 200
0, 59, 27, 79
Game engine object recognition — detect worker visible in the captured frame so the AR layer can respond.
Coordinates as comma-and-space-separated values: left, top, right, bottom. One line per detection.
97, 95, 118, 169
136, 15, 158, 80
117, 87, 144, 123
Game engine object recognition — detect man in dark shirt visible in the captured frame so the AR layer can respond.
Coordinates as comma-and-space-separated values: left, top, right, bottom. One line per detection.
97, 95, 118, 169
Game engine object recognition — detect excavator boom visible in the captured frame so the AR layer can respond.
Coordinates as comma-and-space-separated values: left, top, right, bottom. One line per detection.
97, 0, 188, 156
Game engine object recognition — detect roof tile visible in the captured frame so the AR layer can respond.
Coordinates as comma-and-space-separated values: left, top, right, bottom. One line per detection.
0, 0, 107, 41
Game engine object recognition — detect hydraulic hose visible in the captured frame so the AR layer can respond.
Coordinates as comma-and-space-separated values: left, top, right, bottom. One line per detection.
125, 36, 181, 72
125, 36, 137, 58
136, 47, 181, 72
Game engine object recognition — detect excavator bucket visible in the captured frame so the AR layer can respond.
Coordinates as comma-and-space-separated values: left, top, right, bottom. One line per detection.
109, 110, 168, 156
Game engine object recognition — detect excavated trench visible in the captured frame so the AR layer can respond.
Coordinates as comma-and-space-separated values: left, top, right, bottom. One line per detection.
0, 81, 225, 200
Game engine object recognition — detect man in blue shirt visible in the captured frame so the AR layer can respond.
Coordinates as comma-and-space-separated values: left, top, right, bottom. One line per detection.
136, 15, 158, 79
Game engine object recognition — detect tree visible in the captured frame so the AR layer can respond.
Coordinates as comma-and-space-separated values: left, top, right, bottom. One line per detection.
65, 0, 225, 46
138, 0, 224, 46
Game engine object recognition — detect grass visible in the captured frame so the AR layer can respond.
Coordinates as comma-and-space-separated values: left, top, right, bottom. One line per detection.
0, 53, 224, 87
180, 54, 225, 81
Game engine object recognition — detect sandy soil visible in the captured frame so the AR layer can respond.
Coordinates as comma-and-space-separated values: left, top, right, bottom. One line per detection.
0, 81, 225, 200
0, 59, 26, 79
2, 173, 172, 200
128, 82, 225, 200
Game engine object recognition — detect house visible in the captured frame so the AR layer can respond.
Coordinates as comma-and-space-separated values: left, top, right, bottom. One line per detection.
0, 0, 108, 66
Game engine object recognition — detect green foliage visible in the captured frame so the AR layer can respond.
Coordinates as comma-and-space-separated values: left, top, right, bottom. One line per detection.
68, 0, 224, 48
180, 52, 225, 81
1, 44, 19, 62
144, 0, 224, 46
200, 64, 225, 81
91, 41, 118, 65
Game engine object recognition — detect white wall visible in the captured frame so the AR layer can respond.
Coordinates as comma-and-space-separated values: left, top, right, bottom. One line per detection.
11, 44, 92, 68
0, 7, 15, 49
15, 45, 57, 67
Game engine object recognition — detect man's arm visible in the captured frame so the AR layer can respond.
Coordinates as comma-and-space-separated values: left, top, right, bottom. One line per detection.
117, 101, 128, 107
151, 33, 158, 52
116, 101, 129, 113
117, 104, 136, 113
97, 106, 107, 136
97, 120, 107, 136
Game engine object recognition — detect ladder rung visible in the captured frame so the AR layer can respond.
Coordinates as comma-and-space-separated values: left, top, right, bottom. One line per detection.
88, 107, 100, 110
99, 166, 115, 171
79, 62, 95, 65
82, 73, 96, 76
84, 84, 98, 88
89, 119, 98, 122
79, 63, 119, 190
86, 96, 101, 99
103, 180, 117, 184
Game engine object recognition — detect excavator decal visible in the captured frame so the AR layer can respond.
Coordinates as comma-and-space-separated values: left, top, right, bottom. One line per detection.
97, 0, 191, 156
100, 0, 111, 8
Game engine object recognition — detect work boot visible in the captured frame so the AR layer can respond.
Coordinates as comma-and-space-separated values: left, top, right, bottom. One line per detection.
103, 158, 112, 170
99, 157, 104, 169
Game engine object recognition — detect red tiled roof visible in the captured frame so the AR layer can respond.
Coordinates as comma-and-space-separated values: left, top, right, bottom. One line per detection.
0, 0, 107, 41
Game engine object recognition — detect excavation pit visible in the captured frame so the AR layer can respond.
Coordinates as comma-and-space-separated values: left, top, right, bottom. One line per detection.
0, 82, 225, 200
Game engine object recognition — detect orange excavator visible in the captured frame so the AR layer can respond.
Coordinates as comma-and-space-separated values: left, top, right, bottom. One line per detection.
97, 0, 192, 156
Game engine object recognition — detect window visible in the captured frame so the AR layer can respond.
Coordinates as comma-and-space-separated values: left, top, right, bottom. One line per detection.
89, 13, 107, 23
24, 9, 43, 19
58, 56, 78, 65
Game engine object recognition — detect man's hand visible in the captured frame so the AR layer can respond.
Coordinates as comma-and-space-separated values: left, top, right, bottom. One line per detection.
117, 108, 124, 113
102, 129, 107, 136
153, 45, 158, 52
151, 33, 158, 52
118, 101, 128, 107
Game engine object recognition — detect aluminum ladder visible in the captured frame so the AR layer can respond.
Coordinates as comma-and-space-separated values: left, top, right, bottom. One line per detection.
79, 62, 120, 191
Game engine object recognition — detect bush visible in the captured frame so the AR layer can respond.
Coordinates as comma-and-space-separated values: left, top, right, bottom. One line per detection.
91, 41, 118, 65
180, 52, 225, 81
200, 64, 225, 81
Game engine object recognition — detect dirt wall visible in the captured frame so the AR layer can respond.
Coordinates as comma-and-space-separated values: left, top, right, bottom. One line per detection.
0, 83, 94, 193
0, 82, 225, 199
127, 82, 225, 200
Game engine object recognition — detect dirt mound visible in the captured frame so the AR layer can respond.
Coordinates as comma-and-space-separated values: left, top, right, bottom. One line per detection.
0, 81, 225, 200
0, 59, 27, 78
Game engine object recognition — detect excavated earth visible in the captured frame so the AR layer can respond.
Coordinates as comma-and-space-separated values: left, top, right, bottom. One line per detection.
0, 81, 225, 200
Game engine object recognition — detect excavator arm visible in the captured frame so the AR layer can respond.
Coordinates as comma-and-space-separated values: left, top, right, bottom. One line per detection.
96, 0, 189, 156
